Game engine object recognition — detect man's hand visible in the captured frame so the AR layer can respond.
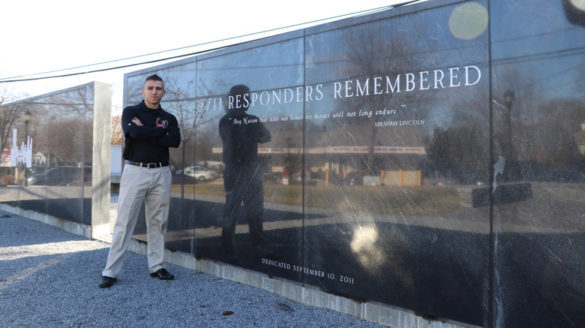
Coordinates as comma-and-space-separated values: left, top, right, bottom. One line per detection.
132, 117, 143, 127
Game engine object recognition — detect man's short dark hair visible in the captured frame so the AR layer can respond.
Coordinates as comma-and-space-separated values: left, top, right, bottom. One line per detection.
145, 74, 164, 84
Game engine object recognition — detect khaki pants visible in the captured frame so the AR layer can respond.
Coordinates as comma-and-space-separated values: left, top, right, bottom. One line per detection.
102, 164, 171, 278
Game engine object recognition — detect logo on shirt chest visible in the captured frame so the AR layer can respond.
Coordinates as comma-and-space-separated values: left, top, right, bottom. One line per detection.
156, 118, 168, 128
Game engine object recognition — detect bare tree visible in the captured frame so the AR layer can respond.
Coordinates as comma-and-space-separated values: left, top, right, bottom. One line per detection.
0, 87, 31, 162
163, 78, 198, 170
338, 25, 424, 174
164, 77, 228, 168
23, 86, 93, 167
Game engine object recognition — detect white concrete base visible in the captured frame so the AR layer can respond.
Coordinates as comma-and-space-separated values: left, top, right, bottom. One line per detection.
0, 204, 92, 238
161, 248, 477, 328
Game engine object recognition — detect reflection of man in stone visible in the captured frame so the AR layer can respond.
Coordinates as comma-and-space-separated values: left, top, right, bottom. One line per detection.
219, 84, 271, 260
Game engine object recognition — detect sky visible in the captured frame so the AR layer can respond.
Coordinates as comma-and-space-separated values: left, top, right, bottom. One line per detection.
0, 0, 415, 113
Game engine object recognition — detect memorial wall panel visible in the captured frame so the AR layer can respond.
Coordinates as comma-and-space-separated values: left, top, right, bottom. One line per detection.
302, 2, 489, 325
193, 38, 306, 279
490, 1, 585, 326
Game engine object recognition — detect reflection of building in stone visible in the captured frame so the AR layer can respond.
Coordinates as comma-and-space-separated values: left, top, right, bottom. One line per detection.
33, 152, 47, 165
0, 149, 10, 167
308, 124, 425, 186
212, 123, 426, 186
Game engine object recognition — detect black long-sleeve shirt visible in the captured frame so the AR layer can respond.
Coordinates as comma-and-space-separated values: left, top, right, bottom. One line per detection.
219, 110, 270, 164
122, 101, 180, 163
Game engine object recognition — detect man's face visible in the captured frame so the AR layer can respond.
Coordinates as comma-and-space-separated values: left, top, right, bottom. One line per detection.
142, 80, 165, 108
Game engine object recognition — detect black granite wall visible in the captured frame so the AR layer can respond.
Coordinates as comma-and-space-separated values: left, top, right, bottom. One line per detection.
124, 1, 585, 326
0, 83, 103, 227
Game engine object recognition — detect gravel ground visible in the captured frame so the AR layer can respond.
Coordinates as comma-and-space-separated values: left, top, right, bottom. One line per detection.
0, 211, 384, 328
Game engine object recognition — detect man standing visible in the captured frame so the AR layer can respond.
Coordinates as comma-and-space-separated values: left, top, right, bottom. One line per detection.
99, 74, 180, 288
219, 84, 271, 261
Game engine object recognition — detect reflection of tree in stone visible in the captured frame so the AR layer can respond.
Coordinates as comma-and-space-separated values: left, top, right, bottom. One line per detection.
0, 101, 27, 160
46, 117, 93, 166
282, 135, 302, 178
163, 78, 197, 170
195, 130, 216, 164
337, 23, 444, 175
54, 88, 92, 166
534, 99, 585, 171
261, 119, 302, 181
495, 61, 585, 179
163, 78, 222, 170
427, 124, 487, 183
493, 65, 538, 170
192, 80, 224, 165
342, 27, 415, 174
27, 87, 93, 167
126, 76, 145, 106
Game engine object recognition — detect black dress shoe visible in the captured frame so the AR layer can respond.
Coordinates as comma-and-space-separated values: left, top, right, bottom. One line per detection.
99, 276, 117, 288
150, 268, 174, 280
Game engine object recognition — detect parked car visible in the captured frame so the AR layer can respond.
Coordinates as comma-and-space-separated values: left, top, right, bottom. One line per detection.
183, 165, 219, 182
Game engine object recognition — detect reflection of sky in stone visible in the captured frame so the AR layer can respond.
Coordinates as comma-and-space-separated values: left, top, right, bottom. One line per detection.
195, 39, 304, 119
305, 3, 487, 85
22, 86, 92, 121
125, 62, 199, 106
119, 0, 529, 146
122, 1, 494, 137
303, 1, 489, 126
196, 39, 303, 94
491, 0, 585, 100
163, 62, 198, 97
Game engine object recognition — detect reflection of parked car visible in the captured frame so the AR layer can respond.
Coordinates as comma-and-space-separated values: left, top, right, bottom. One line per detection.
183, 165, 218, 182
26, 167, 91, 186
29, 166, 47, 175
171, 169, 198, 184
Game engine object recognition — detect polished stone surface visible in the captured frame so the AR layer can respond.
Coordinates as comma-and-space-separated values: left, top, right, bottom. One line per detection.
125, 1, 585, 326
490, 0, 585, 326
0, 83, 110, 227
